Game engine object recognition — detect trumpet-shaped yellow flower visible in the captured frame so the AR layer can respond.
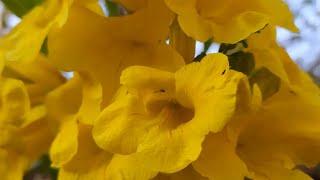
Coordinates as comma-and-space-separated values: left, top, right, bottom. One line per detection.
0, 55, 64, 180
48, 0, 183, 107
45, 1, 185, 178
47, 73, 102, 166
0, 78, 29, 145
194, 83, 320, 180
193, 34, 320, 179
164, 0, 298, 43
46, 74, 149, 180
245, 25, 320, 103
93, 53, 247, 178
0, 0, 103, 72
4, 55, 65, 105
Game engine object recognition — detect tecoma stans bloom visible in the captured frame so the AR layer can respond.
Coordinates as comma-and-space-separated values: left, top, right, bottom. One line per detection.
0, 0, 103, 72
93, 53, 248, 178
48, 0, 184, 107
164, 0, 298, 43
0, 55, 64, 180
194, 78, 320, 180
193, 26, 320, 180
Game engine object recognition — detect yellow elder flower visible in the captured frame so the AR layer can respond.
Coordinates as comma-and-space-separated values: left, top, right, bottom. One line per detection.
46, 1, 184, 178
0, 55, 65, 180
48, 0, 183, 107
246, 25, 320, 99
47, 75, 151, 180
47, 73, 102, 167
0, 0, 103, 72
164, 0, 298, 43
193, 33, 320, 179
48, 53, 245, 180
92, 53, 247, 178
194, 83, 311, 180
193, 81, 320, 180
4, 55, 65, 105
0, 105, 54, 180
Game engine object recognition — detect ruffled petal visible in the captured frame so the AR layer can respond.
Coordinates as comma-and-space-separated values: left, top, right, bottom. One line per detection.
48, 3, 183, 106
93, 89, 152, 154
177, 12, 212, 42
0, 0, 103, 68
0, 0, 71, 64
210, 11, 269, 43
48, 74, 102, 167
193, 132, 249, 180
176, 53, 246, 133
3, 55, 65, 105
237, 84, 320, 176
132, 121, 205, 173
49, 117, 78, 167
59, 124, 112, 180
165, 0, 297, 42
0, 78, 30, 127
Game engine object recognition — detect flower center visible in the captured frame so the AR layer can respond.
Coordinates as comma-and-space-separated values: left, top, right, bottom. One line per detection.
144, 89, 194, 129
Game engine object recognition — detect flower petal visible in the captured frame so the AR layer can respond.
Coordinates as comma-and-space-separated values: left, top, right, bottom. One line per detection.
176, 53, 245, 133
59, 124, 113, 180
48, 4, 183, 106
105, 155, 158, 180
193, 132, 249, 180
93, 89, 152, 154
50, 117, 78, 167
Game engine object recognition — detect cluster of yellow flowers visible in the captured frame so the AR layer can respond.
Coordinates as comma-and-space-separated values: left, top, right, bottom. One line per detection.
0, 0, 319, 179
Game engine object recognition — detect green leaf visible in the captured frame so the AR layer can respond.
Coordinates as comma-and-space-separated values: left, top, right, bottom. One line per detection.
41, 37, 49, 55
105, 0, 120, 17
203, 39, 212, 52
228, 51, 255, 75
249, 68, 281, 100
1, 0, 43, 17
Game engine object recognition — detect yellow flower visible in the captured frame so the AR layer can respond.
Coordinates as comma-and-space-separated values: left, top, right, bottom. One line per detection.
193, 33, 320, 179
164, 0, 298, 43
48, 0, 183, 107
0, 55, 64, 180
46, 74, 151, 180
246, 25, 319, 96
4, 55, 66, 105
46, 72, 114, 180
93, 53, 247, 178
0, 78, 29, 146
0, 0, 103, 72
46, 1, 185, 178
47, 73, 102, 166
